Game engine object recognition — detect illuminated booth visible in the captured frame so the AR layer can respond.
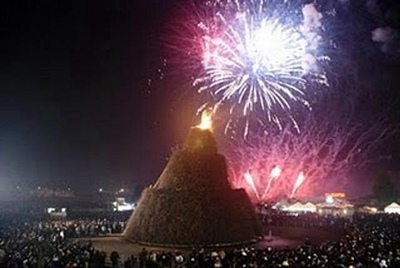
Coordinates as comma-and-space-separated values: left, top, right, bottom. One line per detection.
112, 197, 135, 212
46, 207, 67, 218
314, 193, 354, 217
283, 202, 317, 213
384, 202, 400, 214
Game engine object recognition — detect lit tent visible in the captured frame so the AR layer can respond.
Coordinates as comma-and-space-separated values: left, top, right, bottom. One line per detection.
384, 202, 400, 214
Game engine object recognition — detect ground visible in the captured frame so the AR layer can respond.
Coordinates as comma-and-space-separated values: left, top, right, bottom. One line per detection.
267, 226, 342, 245
77, 226, 341, 260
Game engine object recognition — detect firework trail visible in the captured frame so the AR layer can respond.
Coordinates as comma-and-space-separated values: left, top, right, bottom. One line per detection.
244, 171, 260, 200
173, 0, 329, 134
261, 165, 282, 200
225, 109, 397, 202
291, 171, 305, 197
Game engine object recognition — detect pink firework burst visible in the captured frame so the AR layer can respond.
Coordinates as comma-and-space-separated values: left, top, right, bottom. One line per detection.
224, 112, 397, 203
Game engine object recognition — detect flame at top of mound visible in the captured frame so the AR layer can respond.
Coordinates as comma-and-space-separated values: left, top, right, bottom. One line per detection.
185, 109, 217, 152
123, 105, 263, 246
196, 109, 213, 131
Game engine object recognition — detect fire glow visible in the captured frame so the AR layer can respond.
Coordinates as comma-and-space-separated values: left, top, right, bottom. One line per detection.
197, 109, 213, 130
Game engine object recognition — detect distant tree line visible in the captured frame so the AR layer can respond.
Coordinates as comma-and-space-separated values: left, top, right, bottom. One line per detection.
372, 171, 398, 203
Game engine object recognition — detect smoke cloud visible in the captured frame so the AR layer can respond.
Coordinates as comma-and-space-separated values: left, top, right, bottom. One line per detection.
301, 3, 323, 71
301, 3, 323, 32
366, 0, 400, 54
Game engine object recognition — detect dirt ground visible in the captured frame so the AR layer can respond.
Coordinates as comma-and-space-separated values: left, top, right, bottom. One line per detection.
267, 226, 342, 245
77, 226, 341, 260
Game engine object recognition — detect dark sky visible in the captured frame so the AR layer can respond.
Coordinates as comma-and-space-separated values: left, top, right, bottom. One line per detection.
0, 0, 182, 194
1, 0, 400, 197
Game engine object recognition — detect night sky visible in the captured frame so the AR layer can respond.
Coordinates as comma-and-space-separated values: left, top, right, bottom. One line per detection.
1, 0, 177, 194
1, 0, 400, 197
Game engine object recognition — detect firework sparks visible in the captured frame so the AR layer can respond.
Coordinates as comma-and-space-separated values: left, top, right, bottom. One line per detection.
270, 165, 282, 178
291, 171, 305, 197
261, 165, 282, 200
185, 0, 329, 132
244, 171, 260, 200
225, 110, 397, 202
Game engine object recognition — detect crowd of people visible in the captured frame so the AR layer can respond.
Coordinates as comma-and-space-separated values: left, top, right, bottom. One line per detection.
0, 213, 127, 267
257, 206, 350, 230
1, 210, 400, 267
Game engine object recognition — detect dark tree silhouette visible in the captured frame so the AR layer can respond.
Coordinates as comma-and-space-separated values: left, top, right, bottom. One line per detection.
372, 171, 398, 203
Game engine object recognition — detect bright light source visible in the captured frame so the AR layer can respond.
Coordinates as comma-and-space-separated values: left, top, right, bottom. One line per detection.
196, 109, 213, 130
270, 166, 282, 178
325, 195, 334, 204
99, 188, 103, 193
112, 198, 135, 212
47, 208, 55, 214
116, 204, 134, 211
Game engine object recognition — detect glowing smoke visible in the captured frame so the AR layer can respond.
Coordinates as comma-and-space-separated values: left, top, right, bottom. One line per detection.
367, 0, 400, 54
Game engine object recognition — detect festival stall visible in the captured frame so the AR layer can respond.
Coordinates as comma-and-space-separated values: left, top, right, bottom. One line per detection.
384, 202, 400, 214
283, 202, 317, 213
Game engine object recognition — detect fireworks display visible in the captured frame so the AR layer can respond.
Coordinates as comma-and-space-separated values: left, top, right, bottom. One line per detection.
177, 0, 329, 133
291, 171, 306, 197
226, 113, 396, 202
244, 171, 260, 200
260, 165, 281, 200
167, 0, 399, 202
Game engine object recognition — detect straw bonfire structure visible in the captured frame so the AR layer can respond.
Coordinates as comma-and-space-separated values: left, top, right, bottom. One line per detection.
124, 111, 262, 246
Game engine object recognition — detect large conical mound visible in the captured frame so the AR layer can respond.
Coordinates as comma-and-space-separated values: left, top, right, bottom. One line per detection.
123, 127, 262, 246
